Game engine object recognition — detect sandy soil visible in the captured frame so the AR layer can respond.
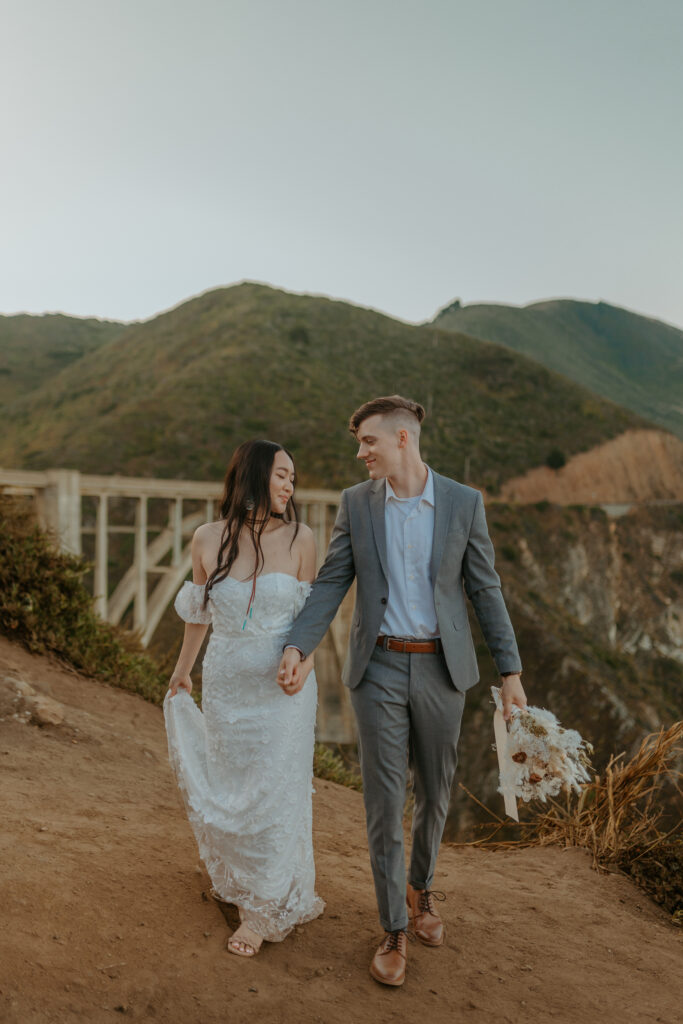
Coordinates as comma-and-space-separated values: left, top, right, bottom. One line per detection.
1, 635, 681, 1024
497, 428, 683, 504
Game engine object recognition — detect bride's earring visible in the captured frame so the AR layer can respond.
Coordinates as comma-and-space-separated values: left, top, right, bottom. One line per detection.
244, 497, 255, 511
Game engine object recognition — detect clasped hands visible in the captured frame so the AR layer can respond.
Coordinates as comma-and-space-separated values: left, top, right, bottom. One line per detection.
276, 651, 527, 712
277, 647, 309, 696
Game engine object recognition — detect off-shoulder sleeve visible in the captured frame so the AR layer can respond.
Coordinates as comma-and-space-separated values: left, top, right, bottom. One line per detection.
174, 581, 212, 624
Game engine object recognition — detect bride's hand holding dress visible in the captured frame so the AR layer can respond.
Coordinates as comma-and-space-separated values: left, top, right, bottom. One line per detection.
168, 672, 192, 697
168, 617, 209, 698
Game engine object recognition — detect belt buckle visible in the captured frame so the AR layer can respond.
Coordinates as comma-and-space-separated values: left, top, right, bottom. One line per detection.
381, 635, 390, 652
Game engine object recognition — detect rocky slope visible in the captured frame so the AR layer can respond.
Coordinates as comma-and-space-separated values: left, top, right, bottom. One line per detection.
450, 501, 683, 837
496, 429, 683, 504
1, 636, 681, 1024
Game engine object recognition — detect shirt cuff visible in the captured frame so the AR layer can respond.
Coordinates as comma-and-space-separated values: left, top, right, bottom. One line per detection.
283, 645, 305, 660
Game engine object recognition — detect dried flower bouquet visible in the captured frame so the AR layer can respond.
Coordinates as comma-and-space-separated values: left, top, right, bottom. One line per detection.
491, 686, 593, 803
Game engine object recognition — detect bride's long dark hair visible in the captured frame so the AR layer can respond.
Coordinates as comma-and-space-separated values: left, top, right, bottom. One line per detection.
204, 439, 299, 605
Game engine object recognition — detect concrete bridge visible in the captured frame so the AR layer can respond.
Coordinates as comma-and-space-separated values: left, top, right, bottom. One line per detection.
0, 467, 355, 743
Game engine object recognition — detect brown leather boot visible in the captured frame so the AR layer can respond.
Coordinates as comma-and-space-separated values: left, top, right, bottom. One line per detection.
406, 883, 445, 946
369, 929, 408, 986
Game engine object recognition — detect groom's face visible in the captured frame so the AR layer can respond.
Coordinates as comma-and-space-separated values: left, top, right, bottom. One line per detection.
355, 414, 401, 479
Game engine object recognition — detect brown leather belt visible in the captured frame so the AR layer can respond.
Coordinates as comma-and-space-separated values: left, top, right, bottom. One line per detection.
376, 635, 442, 654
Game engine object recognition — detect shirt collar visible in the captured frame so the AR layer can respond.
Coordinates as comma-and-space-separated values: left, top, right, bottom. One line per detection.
385, 467, 434, 507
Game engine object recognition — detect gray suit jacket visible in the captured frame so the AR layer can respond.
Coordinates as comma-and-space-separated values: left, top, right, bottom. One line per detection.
287, 469, 522, 691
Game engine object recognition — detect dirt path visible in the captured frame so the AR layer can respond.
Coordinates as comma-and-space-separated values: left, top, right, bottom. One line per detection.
0, 636, 680, 1024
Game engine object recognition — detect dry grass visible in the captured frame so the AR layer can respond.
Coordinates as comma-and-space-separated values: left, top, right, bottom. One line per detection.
527, 721, 682, 866
459, 721, 682, 861
454, 722, 683, 915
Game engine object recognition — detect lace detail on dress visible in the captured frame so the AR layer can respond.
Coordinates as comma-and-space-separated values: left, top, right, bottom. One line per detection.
164, 573, 324, 942
174, 581, 212, 624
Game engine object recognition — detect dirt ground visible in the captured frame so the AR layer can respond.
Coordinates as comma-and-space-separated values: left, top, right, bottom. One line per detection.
1, 635, 681, 1024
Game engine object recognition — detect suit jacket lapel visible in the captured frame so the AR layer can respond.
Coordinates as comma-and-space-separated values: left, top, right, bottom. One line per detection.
430, 471, 452, 582
369, 479, 389, 581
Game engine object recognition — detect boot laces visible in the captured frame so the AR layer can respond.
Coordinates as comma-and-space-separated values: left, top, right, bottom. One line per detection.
418, 889, 446, 916
382, 929, 411, 952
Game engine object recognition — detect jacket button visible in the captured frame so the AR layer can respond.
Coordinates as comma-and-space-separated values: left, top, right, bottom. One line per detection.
380, 597, 387, 605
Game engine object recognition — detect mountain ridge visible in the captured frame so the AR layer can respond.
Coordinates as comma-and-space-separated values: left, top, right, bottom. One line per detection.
431, 297, 683, 438
0, 312, 125, 407
0, 282, 648, 491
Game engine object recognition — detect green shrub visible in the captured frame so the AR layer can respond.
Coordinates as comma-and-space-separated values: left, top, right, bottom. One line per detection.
545, 448, 567, 470
0, 498, 168, 704
313, 743, 363, 791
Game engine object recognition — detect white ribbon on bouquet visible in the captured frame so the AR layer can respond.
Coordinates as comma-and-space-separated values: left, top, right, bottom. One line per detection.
493, 707, 519, 821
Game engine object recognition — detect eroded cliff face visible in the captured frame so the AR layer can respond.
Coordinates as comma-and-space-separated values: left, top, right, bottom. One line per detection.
507, 505, 683, 667
448, 503, 683, 838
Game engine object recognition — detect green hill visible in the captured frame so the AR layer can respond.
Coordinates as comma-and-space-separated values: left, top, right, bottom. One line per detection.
0, 283, 648, 491
431, 299, 683, 439
0, 313, 126, 407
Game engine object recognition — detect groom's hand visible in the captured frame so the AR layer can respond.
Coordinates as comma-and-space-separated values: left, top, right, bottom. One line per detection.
500, 674, 527, 721
278, 648, 303, 695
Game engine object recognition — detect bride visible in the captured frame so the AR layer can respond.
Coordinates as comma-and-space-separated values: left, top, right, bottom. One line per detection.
164, 439, 324, 957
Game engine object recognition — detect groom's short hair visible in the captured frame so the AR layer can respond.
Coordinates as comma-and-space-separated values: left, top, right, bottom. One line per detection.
349, 395, 426, 437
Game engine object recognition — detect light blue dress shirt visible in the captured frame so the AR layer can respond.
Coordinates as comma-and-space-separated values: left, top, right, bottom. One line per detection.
380, 468, 438, 639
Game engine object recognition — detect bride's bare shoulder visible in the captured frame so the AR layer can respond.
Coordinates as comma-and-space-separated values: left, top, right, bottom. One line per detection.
289, 521, 313, 540
193, 520, 224, 545
288, 521, 315, 552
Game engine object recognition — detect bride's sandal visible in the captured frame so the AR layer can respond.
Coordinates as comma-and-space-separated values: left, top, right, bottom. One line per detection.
227, 924, 264, 958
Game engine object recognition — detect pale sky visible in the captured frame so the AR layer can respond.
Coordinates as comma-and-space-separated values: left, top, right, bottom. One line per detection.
1, 0, 682, 328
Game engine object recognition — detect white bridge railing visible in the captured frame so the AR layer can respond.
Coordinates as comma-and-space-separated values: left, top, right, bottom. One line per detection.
0, 467, 356, 743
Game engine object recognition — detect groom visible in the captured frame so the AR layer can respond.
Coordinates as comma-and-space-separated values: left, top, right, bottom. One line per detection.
278, 395, 526, 986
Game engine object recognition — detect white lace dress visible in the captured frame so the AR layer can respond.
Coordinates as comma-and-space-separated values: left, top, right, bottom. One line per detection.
163, 573, 325, 941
